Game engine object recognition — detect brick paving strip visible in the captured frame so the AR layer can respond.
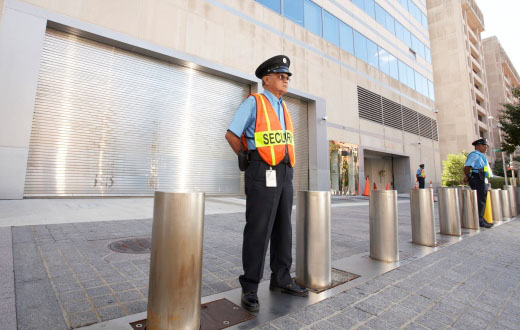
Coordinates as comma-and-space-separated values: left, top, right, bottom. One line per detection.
10, 202, 520, 329
257, 221, 520, 330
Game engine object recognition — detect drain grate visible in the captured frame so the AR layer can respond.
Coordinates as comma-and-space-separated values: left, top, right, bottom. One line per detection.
130, 298, 255, 330
305, 268, 361, 294
108, 237, 151, 254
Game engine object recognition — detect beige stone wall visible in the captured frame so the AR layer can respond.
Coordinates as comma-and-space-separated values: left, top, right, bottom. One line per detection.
14, 0, 439, 185
427, 0, 483, 162
0, 0, 4, 24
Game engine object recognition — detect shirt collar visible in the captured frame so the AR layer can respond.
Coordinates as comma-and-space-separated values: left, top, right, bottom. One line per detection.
262, 89, 283, 107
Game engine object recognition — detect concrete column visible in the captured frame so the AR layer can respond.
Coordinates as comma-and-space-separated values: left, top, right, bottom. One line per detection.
0, 7, 46, 199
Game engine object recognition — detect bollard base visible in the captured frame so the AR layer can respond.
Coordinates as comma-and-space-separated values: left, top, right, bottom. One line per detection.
131, 299, 255, 330
302, 268, 360, 294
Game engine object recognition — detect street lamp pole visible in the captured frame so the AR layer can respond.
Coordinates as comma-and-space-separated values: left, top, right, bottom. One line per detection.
489, 115, 508, 186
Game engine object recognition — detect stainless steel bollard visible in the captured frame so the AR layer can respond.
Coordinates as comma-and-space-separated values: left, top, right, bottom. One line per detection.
503, 186, 517, 216
410, 188, 437, 246
490, 189, 503, 222
370, 190, 399, 262
147, 192, 205, 330
296, 191, 331, 289
516, 187, 520, 214
500, 189, 513, 219
460, 188, 479, 229
437, 187, 462, 236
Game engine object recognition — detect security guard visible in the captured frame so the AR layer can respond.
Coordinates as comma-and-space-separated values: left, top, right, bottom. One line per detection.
463, 138, 493, 228
225, 55, 308, 313
416, 164, 426, 188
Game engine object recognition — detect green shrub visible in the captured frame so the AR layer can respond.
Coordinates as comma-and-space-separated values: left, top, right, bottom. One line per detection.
442, 151, 468, 187
489, 177, 505, 189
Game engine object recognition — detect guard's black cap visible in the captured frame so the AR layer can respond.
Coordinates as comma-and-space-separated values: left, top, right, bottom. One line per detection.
472, 138, 488, 146
255, 55, 292, 79
419, 164, 424, 167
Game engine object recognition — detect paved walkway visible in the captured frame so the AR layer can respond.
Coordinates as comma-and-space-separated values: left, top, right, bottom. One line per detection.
0, 196, 518, 330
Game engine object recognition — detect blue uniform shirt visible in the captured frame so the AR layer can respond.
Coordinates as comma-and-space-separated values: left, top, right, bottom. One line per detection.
416, 168, 424, 177
228, 90, 286, 150
465, 150, 491, 175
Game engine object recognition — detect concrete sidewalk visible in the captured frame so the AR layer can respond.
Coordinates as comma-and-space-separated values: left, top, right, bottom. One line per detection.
0, 196, 518, 330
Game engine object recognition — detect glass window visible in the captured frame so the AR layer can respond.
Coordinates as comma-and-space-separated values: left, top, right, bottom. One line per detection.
378, 47, 389, 75
323, 10, 339, 46
399, 0, 408, 10
422, 75, 429, 97
407, 65, 415, 89
304, 0, 322, 36
398, 60, 408, 86
403, 28, 411, 48
375, 3, 386, 26
385, 12, 395, 35
388, 54, 399, 80
284, 0, 304, 25
425, 46, 432, 64
256, 0, 281, 13
408, 0, 421, 22
411, 35, 425, 59
339, 22, 354, 54
353, 0, 364, 10
421, 13, 428, 30
428, 80, 435, 100
395, 21, 404, 42
367, 39, 378, 68
415, 72, 423, 95
364, 0, 375, 19
354, 31, 367, 62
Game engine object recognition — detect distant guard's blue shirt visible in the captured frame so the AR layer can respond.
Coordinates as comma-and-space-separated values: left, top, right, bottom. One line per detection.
228, 90, 286, 150
465, 150, 491, 176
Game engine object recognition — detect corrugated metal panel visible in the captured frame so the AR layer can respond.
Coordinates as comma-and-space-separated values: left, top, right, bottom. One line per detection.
358, 86, 383, 124
382, 97, 403, 130
418, 113, 433, 139
402, 106, 419, 135
284, 96, 309, 192
432, 119, 438, 141
25, 29, 309, 196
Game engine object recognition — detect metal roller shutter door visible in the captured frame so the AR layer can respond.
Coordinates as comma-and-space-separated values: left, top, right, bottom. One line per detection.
25, 29, 308, 196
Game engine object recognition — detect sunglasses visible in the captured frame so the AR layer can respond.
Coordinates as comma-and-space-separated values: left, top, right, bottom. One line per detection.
269, 74, 291, 82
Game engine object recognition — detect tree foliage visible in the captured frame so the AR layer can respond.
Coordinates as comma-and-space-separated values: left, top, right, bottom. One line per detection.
499, 87, 520, 153
441, 151, 468, 186
492, 158, 511, 177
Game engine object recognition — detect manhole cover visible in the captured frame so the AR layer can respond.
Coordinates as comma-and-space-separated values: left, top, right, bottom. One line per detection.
130, 298, 255, 330
302, 269, 361, 294
108, 237, 151, 254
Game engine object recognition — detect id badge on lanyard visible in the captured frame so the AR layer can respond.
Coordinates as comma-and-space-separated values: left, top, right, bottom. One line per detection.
266, 166, 277, 187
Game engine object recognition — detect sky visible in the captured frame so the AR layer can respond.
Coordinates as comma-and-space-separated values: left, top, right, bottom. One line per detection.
478, 0, 520, 72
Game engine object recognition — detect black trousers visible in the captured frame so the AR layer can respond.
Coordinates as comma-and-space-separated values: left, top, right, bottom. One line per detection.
418, 177, 425, 189
468, 175, 487, 223
239, 160, 293, 293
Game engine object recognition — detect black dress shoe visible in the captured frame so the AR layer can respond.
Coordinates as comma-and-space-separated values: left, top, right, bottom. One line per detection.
241, 291, 259, 312
480, 221, 492, 228
269, 281, 309, 297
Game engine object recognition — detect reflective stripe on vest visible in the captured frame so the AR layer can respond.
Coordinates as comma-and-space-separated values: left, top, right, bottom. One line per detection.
421, 169, 425, 178
251, 93, 295, 167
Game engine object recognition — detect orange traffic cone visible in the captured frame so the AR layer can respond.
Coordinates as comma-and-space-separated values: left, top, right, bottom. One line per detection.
414, 181, 418, 189
373, 182, 378, 190
386, 183, 390, 190
429, 181, 433, 188
362, 177, 370, 196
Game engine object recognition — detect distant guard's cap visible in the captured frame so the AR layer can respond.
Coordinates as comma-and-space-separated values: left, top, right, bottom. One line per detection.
255, 55, 292, 79
419, 164, 424, 167
472, 138, 488, 146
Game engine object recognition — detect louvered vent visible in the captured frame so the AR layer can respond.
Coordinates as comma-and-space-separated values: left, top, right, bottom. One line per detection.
432, 119, 438, 141
358, 86, 382, 124
402, 106, 419, 135
418, 113, 433, 139
382, 97, 403, 130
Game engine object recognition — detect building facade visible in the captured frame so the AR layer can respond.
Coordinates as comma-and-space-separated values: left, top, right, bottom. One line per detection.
426, 0, 495, 164
0, 0, 440, 199
482, 36, 520, 162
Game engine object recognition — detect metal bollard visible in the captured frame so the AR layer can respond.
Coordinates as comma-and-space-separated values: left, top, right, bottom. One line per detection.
500, 190, 513, 219
437, 187, 462, 236
460, 188, 479, 229
147, 192, 205, 330
503, 186, 517, 216
490, 189, 503, 222
410, 188, 437, 246
296, 191, 331, 289
370, 190, 399, 262
516, 187, 520, 214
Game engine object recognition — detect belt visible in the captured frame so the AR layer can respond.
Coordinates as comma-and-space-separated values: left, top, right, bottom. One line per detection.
248, 150, 291, 164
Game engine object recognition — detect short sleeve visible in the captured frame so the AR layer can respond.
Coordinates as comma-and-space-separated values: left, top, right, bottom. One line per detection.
228, 96, 255, 137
